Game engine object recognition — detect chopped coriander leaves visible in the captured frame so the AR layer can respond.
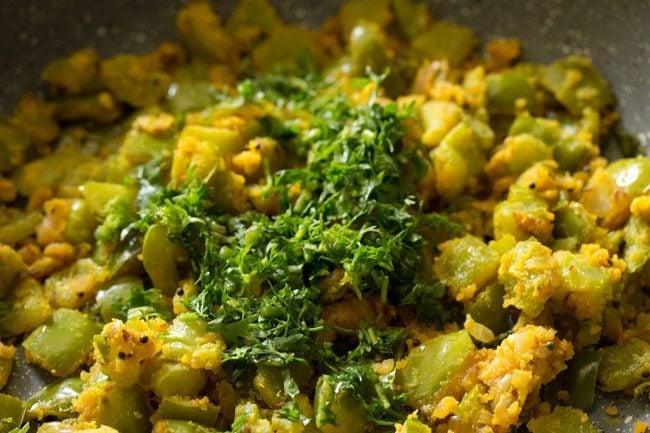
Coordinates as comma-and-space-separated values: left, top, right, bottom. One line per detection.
120, 74, 463, 429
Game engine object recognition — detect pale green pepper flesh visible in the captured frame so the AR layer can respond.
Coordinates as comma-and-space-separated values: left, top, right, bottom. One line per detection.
0, 393, 26, 433
598, 338, 650, 392
395, 330, 475, 407
151, 397, 219, 426
542, 56, 614, 115
26, 377, 83, 420
93, 384, 151, 433
0, 1, 644, 431
411, 22, 477, 65
152, 420, 221, 433
527, 406, 599, 433
22, 309, 101, 377
150, 361, 207, 398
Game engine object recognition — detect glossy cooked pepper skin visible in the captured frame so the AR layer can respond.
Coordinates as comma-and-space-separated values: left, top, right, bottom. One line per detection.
0, 1, 648, 431
23, 309, 101, 377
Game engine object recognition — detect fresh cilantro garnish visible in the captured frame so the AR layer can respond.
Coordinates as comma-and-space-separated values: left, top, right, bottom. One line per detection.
122, 73, 463, 430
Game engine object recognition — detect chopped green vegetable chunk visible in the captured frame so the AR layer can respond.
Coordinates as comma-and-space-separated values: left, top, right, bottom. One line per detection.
542, 56, 614, 115
23, 309, 101, 377
598, 338, 650, 392
0, 393, 26, 433
26, 377, 83, 420
395, 330, 475, 407
411, 22, 478, 65
527, 406, 599, 433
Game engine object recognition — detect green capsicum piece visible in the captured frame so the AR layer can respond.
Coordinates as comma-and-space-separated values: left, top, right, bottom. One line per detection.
77, 383, 151, 433
623, 216, 650, 273
11, 107, 60, 147
527, 406, 598, 433
0, 278, 53, 338
175, 1, 238, 65
0, 245, 27, 298
80, 182, 137, 217
54, 93, 122, 124
151, 397, 219, 426
100, 54, 171, 108
434, 235, 500, 301
339, 0, 391, 39
391, 0, 431, 40
400, 416, 432, 433
467, 284, 509, 335
0, 393, 26, 433
607, 157, 650, 198
120, 129, 176, 166
542, 56, 613, 116
98, 278, 175, 323
251, 26, 322, 73
565, 350, 601, 411
0, 343, 16, 390
167, 79, 216, 116
142, 224, 183, 296
26, 377, 83, 420
554, 202, 597, 244
152, 420, 221, 433
486, 71, 536, 114
96, 277, 144, 322
149, 361, 207, 398
598, 338, 650, 392
0, 121, 30, 175
411, 22, 477, 65
226, 0, 283, 49
0, 212, 42, 246
41, 47, 101, 96
23, 308, 101, 377
394, 330, 475, 407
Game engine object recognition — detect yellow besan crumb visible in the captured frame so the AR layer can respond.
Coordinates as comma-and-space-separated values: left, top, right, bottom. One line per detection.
631, 195, 650, 222
605, 405, 619, 416
432, 396, 459, 419
477, 325, 574, 431
634, 421, 649, 433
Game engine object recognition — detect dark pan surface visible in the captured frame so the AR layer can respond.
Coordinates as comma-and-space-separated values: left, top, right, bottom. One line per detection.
0, 0, 648, 430
1, 0, 648, 147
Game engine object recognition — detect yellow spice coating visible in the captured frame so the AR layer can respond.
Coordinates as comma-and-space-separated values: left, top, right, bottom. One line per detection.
476, 325, 574, 431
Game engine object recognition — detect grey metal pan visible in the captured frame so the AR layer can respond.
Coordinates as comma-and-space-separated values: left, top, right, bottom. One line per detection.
0, 0, 648, 431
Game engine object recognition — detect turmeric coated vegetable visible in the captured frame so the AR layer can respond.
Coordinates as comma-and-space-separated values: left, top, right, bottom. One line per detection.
598, 338, 650, 392
498, 239, 558, 318
0, 1, 647, 432
411, 22, 477, 65
433, 235, 499, 301
0, 278, 53, 338
74, 382, 151, 433
528, 406, 599, 433
152, 420, 220, 433
542, 56, 614, 115
0, 342, 16, 391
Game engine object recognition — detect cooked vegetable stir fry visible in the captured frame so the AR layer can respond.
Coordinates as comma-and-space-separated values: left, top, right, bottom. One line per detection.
0, 0, 648, 432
